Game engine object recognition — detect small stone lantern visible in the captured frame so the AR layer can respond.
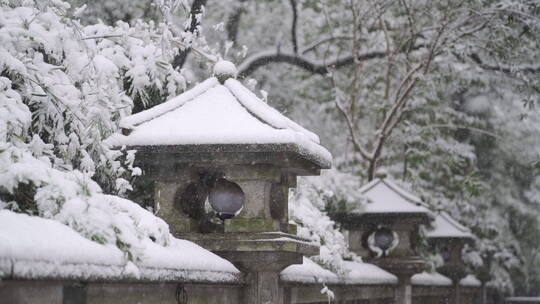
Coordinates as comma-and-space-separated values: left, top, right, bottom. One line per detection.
335, 172, 430, 304
107, 61, 332, 304
426, 211, 475, 304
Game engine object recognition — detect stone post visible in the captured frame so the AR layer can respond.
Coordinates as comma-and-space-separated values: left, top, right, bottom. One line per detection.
395, 274, 412, 304
222, 251, 302, 304
244, 271, 281, 304
452, 282, 461, 304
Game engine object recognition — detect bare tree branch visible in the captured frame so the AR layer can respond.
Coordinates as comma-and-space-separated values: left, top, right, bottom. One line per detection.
366, 63, 423, 180
384, 79, 418, 136
226, 7, 244, 43
399, 0, 416, 55
300, 35, 354, 54
237, 49, 390, 76
289, 0, 299, 54
334, 93, 372, 161
238, 40, 429, 76
380, 17, 393, 100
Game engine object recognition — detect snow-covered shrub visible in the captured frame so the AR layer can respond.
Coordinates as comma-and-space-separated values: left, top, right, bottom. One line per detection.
0, 0, 198, 260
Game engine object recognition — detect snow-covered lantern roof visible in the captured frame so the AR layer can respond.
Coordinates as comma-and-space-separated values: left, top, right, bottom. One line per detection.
106, 61, 329, 288
354, 176, 432, 219
426, 212, 474, 241
426, 212, 475, 281
335, 172, 430, 278
109, 60, 331, 175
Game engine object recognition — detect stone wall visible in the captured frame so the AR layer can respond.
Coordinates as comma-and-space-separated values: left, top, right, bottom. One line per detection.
0, 280, 243, 304
0, 278, 480, 304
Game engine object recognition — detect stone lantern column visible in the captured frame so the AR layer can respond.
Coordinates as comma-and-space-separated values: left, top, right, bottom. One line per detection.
107, 61, 332, 304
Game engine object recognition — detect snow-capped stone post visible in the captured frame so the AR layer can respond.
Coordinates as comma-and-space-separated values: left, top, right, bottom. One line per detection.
107, 60, 332, 304
213, 60, 238, 83
427, 212, 476, 304
333, 170, 430, 304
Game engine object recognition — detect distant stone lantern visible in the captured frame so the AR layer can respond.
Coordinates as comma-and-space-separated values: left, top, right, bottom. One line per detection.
426, 211, 475, 304
107, 61, 332, 304
335, 171, 431, 304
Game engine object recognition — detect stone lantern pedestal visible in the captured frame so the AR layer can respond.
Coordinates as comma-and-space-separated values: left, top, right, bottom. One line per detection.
107, 61, 331, 304
377, 256, 427, 304
334, 175, 431, 304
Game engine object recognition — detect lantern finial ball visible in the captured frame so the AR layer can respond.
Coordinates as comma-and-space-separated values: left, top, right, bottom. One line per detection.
375, 168, 388, 179
214, 60, 237, 83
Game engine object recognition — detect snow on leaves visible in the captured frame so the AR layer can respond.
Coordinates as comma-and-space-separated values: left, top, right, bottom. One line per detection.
0, 0, 197, 261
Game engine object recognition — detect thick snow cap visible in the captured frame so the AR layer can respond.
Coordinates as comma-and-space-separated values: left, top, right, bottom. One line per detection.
411, 271, 452, 286
213, 60, 237, 82
108, 73, 332, 168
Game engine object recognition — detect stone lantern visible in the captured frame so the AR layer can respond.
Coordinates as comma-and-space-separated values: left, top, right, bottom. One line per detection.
107, 61, 332, 304
335, 172, 430, 304
426, 211, 475, 304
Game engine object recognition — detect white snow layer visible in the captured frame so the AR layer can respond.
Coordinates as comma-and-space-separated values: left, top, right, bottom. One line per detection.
342, 261, 398, 285
460, 274, 482, 287
213, 60, 237, 77
281, 257, 338, 283
280, 258, 397, 285
119, 77, 219, 128
356, 178, 431, 214
426, 211, 474, 239
0, 210, 240, 282
108, 77, 331, 166
411, 271, 453, 286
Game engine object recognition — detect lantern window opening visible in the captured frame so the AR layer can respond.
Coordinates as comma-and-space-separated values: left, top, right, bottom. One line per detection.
176, 173, 245, 225
208, 178, 245, 221
367, 226, 400, 258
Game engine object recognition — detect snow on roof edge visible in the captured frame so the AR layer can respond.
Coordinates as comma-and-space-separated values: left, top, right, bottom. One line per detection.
426, 211, 474, 239
381, 179, 423, 205
224, 78, 321, 144
358, 178, 381, 194
355, 178, 431, 215
440, 211, 471, 233
120, 77, 220, 128
358, 178, 423, 204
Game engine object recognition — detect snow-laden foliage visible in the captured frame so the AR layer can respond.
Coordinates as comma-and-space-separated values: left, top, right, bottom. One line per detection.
0, 142, 171, 261
0, 0, 198, 260
289, 170, 366, 276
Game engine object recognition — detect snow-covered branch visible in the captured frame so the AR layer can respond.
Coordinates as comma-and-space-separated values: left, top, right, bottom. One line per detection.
334, 97, 372, 161
470, 53, 540, 74
237, 49, 388, 76
172, 0, 207, 68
